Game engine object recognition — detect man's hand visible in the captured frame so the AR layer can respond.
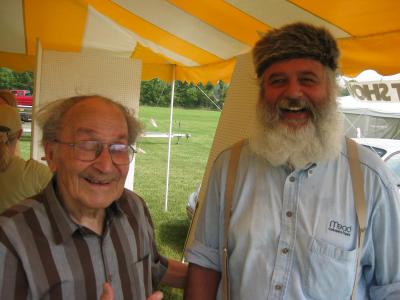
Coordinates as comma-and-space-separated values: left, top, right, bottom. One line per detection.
100, 282, 113, 300
99, 282, 163, 300
147, 291, 163, 300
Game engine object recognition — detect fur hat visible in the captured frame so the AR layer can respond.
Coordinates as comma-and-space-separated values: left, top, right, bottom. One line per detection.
0, 105, 22, 136
252, 22, 339, 78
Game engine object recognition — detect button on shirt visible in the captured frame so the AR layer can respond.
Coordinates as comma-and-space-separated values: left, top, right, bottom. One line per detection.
185, 140, 400, 299
0, 178, 167, 299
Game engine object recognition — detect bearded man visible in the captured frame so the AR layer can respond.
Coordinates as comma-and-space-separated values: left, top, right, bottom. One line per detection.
184, 22, 400, 300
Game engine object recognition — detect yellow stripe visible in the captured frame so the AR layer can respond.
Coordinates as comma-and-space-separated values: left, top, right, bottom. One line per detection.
132, 43, 178, 65
141, 59, 236, 84
169, 0, 271, 46
0, 51, 35, 72
87, 0, 221, 65
0, 47, 234, 84
131, 43, 235, 83
176, 58, 236, 84
291, 0, 400, 36
24, 0, 87, 55
132, 43, 175, 82
141, 64, 174, 83
338, 32, 400, 76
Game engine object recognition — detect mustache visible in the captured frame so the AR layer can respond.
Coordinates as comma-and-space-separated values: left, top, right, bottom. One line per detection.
279, 98, 317, 119
264, 97, 323, 126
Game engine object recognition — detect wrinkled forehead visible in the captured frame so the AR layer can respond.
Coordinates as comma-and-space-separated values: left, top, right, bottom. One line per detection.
60, 98, 128, 141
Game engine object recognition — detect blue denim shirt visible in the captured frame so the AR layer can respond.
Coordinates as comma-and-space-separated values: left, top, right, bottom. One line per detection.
186, 139, 400, 299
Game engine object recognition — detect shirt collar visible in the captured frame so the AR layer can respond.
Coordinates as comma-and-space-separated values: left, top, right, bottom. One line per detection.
284, 162, 316, 174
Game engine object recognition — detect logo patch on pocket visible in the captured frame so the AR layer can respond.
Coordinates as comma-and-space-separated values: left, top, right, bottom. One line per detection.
328, 220, 352, 236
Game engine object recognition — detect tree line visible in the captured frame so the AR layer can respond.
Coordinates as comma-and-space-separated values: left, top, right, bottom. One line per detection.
0, 68, 34, 93
140, 78, 228, 110
0, 67, 228, 110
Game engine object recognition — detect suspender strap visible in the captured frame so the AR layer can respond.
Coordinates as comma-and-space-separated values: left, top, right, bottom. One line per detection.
346, 138, 367, 300
222, 139, 246, 300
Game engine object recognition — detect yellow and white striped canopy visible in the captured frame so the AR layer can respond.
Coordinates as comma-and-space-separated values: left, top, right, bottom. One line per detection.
2, 0, 400, 83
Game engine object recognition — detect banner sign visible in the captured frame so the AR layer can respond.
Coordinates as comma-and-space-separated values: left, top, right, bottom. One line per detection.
346, 80, 400, 102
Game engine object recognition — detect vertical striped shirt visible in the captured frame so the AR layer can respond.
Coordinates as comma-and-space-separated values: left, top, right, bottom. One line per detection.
0, 178, 167, 299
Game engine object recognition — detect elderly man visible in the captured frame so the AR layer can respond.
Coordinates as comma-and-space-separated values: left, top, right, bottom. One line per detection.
184, 23, 400, 299
0, 95, 186, 299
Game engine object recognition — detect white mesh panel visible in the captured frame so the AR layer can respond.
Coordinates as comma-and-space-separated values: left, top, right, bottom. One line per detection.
186, 53, 259, 248
32, 48, 142, 190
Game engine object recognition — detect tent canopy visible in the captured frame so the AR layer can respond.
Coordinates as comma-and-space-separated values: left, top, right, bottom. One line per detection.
2, 0, 400, 83
338, 96, 400, 139
339, 96, 400, 119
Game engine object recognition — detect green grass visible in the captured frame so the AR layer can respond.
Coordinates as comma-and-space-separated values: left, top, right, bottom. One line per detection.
20, 106, 220, 299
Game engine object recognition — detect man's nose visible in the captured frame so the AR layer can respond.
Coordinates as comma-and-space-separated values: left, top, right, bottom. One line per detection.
93, 146, 115, 171
284, 80, 303, 99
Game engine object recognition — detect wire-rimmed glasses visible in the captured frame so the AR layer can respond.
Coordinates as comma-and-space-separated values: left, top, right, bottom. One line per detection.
54, 140, 136, 165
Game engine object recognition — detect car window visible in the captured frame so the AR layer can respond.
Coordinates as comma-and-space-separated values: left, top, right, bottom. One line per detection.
360, 145, 386, 157
385, 152, 400, 178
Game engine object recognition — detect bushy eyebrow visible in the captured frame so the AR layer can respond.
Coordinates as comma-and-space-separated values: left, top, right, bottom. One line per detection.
266, 70, 320, 82
75, 128, 128, 141
265, 73, 286, 82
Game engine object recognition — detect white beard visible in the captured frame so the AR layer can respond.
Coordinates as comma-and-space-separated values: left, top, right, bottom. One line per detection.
249, 97, 344, 169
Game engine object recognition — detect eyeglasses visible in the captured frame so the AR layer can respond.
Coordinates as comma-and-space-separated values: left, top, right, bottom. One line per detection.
54, 140, 136, 165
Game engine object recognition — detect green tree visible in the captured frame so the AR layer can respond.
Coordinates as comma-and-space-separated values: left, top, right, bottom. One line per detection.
0, 67, 34, 93
15, 71, 34, 92
140, 79, 229, 110
140, 78, 171, 106
0, 67, 16, 89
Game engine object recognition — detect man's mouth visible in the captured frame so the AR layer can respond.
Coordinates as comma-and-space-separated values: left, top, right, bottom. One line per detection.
280, 106, 308, 113
276, 101, 314, 127
82, 176, 115, 186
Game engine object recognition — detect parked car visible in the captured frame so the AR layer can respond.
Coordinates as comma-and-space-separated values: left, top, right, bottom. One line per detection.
10, 89, 33, 122
353, 138, 400, 183
11, 89, 33, 106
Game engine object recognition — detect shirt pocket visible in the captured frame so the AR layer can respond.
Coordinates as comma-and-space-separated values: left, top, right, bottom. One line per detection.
304, 238, 357, 300
131, 253, 152, 297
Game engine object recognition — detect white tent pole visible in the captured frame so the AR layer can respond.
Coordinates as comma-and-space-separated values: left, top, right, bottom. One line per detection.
165, 65, 176, 211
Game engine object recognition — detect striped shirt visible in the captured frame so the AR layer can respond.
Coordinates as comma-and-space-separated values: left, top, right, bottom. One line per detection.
0, 178, 167, 299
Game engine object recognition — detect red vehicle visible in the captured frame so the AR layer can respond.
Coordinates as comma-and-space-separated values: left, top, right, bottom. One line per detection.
10, 90, 33, 122
11, 89, 33, 106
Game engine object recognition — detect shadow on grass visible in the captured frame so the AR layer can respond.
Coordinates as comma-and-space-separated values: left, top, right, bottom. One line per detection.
158, 219, 189, 299
158, 218, 190, 253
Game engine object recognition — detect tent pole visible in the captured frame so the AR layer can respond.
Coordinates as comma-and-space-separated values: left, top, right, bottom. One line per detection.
165, 65, 176, 211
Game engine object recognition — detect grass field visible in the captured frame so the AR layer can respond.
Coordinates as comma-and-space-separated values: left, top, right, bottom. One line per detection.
20, 105, 221, 299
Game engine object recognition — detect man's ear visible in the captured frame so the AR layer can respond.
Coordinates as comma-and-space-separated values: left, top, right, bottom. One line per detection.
44, 142, 57, 172
17, 129, 23, 140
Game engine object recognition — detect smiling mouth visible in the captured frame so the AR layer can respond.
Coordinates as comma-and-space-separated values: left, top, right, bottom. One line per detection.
83, 177, 113, 186
277, 98, 316, 122
280, 106, 308, 113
